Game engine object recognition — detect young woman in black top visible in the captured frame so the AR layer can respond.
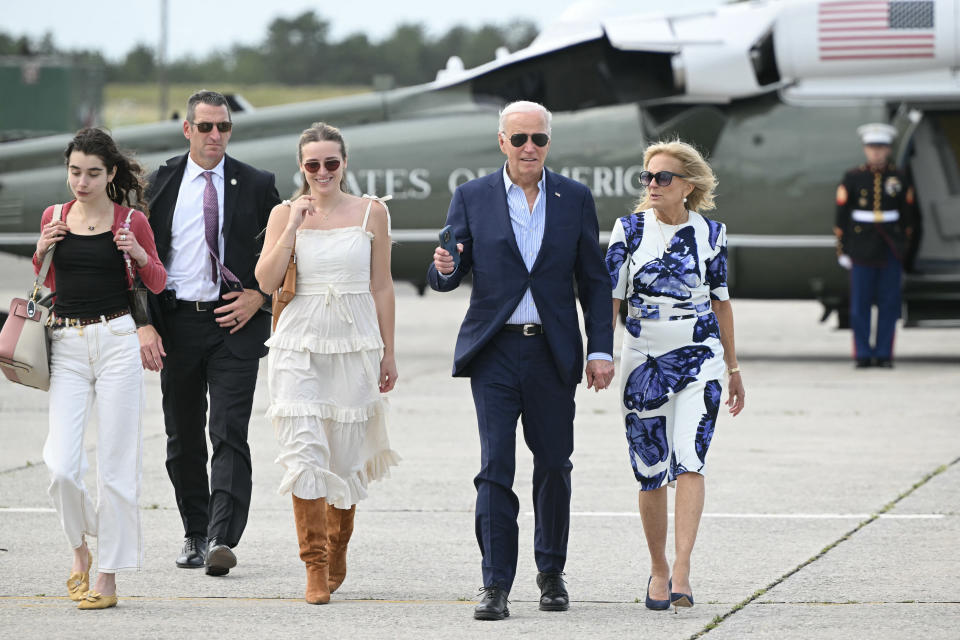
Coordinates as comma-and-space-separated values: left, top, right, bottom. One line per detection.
33, 128, 166, 609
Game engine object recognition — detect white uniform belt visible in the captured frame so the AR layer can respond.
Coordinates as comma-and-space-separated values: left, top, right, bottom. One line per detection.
851, 209, 899, 223
628, 301, 712, 321
298, 280, 370, 295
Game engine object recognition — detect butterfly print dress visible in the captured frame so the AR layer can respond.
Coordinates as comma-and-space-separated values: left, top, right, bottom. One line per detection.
606, 209, 728, 490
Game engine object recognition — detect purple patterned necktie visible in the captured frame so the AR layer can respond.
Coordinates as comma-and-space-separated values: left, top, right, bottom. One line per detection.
201, 171, 219, 284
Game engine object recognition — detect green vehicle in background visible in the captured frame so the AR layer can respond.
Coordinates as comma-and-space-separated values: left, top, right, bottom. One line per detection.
1, 0, 959, 327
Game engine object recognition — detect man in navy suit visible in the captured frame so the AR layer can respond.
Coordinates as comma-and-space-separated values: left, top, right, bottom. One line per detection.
428, 101, 614, 620
139, 90, 280, 576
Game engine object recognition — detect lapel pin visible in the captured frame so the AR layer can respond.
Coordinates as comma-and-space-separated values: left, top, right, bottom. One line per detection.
230, 178, 237, 186
554, 192, 560, 198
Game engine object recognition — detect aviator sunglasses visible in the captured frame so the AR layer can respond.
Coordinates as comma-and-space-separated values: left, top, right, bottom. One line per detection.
639, 170, 688, 187
505, 132, 550, 148
302, 158, 342, 173
191, 121, 233, 133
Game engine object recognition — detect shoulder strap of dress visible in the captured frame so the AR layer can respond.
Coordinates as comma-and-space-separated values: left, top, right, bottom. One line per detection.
360, 194, 394, 234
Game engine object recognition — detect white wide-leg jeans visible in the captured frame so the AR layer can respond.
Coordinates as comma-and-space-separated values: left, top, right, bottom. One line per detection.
43, 314, 144, 572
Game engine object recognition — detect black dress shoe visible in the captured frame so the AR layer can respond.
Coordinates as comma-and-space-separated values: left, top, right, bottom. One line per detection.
205, 538, 237, 576
473, 585, 510, 621
537, 572, 569, 611
175, 536, 207, 568
855, 358, 873, 368
875, 358, 894, 368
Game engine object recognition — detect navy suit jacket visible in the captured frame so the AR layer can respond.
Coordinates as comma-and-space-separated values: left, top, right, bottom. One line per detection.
427, 168, 613, 385
145, 152, 281, 359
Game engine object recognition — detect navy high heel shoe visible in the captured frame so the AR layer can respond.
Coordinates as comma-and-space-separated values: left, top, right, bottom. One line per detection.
670, 588, 694, 611
645, 576, 671, 611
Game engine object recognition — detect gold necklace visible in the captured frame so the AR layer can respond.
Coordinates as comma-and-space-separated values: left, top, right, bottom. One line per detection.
654, 214, 684, 250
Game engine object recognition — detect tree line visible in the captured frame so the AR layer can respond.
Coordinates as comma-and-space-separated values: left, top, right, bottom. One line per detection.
1, 11, 538, 87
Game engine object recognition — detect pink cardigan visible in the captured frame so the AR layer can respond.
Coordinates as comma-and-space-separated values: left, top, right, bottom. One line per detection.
32, 200, 167, 294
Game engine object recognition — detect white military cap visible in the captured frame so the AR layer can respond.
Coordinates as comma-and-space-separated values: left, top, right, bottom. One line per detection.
857, 123, 896, 145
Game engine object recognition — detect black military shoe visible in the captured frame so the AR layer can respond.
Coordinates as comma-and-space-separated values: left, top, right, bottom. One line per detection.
205, 538, 237, 576
175, 536, 207, 568
537, 572, 569, 611
473, 585, 510, 620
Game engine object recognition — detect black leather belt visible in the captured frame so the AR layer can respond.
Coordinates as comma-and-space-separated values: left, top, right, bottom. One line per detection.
503, 323, 544, 336
176, 299, 220, 312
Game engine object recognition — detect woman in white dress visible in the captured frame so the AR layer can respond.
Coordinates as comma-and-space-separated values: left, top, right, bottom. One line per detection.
605, 141, 745, 612
256, 122, 399, 604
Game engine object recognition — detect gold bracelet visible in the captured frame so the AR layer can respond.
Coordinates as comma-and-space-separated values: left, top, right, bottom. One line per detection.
727, 367, 741, 375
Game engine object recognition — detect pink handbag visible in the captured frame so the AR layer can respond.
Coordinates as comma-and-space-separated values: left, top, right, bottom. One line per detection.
0, 204, 61, 391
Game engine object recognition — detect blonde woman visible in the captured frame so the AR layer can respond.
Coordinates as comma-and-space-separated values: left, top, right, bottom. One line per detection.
256, 122, 399, 605
605, 140, 745, 612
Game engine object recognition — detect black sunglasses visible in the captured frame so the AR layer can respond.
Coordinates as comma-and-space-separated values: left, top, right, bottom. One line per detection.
639, 170, 688, 187
505, 132, 549, 148
192, 121, 233, 133
303, 158, 342, 173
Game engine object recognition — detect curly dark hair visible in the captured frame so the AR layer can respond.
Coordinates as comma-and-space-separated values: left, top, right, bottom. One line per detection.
63, 128, 149, 215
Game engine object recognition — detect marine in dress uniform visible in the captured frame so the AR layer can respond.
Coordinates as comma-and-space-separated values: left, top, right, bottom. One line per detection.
833, 123, 916, 368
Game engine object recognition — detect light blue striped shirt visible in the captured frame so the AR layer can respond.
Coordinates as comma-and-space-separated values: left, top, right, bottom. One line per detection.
502, 165, 611, 363
504, 164, 546, 325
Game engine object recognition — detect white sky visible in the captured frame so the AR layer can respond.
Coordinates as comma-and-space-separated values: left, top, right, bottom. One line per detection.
2, 0, 570, 61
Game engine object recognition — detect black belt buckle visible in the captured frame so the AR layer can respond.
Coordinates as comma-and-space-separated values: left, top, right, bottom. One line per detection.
521, 323, 539, 337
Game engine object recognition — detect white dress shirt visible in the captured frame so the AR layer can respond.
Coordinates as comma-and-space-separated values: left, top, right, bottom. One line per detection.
165, 156, 225, 301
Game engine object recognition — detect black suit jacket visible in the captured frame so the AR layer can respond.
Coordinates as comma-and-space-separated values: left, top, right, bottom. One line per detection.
145, 152, 281, 359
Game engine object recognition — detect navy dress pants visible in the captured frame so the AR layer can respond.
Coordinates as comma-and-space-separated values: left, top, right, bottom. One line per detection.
850, 246, 902, 361
469, 331, 576, 592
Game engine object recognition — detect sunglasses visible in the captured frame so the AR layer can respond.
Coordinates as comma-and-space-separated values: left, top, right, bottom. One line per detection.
505, 132, 549, 148
639, 170, 688, 187
192, 121, 233, 133
302, 158, 342, 173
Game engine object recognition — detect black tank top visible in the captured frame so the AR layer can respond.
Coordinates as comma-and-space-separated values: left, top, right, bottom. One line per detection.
52, 232, 129, 317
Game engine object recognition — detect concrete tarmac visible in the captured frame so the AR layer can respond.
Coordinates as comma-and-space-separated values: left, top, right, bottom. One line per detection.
0, 252, 958, 639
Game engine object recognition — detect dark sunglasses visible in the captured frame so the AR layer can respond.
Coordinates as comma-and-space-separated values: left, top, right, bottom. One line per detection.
639, 170, 688, 187
192, 121, 233, 133
506, 132, 549, 148
303, 158, 342, 173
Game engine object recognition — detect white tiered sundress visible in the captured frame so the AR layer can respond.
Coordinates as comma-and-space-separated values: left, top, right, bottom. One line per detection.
266, 195, 399, 508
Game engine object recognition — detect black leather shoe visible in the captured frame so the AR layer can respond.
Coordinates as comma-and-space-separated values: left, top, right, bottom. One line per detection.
175, 536, 207, 568
473, 585, 510, 620
875, 358, 894, 368
537, 572, 569, 611
205, 538, 237, 576
855, 358, 873, 368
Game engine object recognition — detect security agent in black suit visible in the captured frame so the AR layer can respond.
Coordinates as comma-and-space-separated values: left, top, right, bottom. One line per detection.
138, 90, 280, 576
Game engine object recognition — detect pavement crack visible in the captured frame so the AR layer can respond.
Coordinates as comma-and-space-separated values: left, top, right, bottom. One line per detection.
690, 455, 960, 639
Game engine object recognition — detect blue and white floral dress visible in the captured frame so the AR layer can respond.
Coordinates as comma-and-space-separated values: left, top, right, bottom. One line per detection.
606, 209, 728, 491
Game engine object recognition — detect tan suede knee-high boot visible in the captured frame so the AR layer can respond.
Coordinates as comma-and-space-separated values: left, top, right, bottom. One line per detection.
292, 495, 330, 604
327, 504, 356, 593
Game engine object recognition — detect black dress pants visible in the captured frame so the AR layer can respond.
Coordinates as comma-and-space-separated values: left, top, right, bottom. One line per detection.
160, 306, 260, 546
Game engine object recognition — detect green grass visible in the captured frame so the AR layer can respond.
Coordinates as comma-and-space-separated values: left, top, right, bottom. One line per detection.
104, 83, 371, 128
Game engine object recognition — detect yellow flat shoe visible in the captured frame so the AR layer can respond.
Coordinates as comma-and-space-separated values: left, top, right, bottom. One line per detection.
77, 591, 117, 610
67, 549, 93, 601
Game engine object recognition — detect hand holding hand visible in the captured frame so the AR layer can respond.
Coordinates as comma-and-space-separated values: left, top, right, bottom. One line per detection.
585, 359, 615, 392
433, 243, 463, 275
